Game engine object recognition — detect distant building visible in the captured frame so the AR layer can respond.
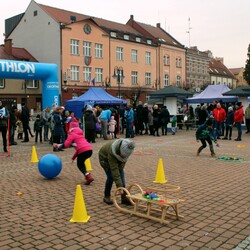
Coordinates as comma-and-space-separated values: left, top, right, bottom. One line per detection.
229, 67, 248, 87
0, 39, 41, 110
185, 46, 210, 92
209, 57, 237, 89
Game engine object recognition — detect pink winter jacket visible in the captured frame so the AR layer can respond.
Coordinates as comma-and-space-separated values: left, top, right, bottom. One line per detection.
63, 127, 93, 160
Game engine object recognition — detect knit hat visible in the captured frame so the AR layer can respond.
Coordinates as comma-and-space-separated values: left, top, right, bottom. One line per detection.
120, 139, 135, 158
69, 121, 79, 129
111, 139, 135, 162
228, 106, 233, 112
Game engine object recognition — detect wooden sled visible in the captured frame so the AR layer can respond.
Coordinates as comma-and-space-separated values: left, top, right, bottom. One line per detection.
114, 183, 184, 225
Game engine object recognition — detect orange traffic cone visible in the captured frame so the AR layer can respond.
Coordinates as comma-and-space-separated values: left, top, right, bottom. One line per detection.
70, 185, 90, 223
154, 158, 167, 183
31, 146, 39, 163
85, 158, 93, 171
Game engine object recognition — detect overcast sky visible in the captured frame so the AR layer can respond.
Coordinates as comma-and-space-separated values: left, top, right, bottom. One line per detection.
0, 0, 249, 68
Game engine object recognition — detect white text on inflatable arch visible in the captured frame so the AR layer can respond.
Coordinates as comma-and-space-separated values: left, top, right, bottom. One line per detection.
0, 61, 35, 74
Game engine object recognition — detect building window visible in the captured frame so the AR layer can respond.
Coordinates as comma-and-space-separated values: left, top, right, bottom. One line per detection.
145, 72, 151, 85
131, 49, 138, 63
83, 67, 91, 82
95, 43, 103, 58
131, 71, 138, 85
145, 51, 151, 64
70, 66, 79, 81
0, 79, 5, 88
95, 68, 103, 83
147, 39, 152, 45
83, 41, 91, 56
70, 39, 79, 55
176, 75, 181, 86
163, 55, 170, 66
116, 47, 123, 61
124, 34, 129, 40
33, 10, 38, 16
25, 80, 39, 89
110, 32, 117, 38
163, 74, 169, 86
176, 57, 182, 67
136, 37, 141, 43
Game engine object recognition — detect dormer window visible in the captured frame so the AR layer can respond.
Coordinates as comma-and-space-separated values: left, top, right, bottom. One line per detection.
124, 34, 129, 40
136, 37, 141, 42
147, 39, 152, 45
110, 32, 117, 38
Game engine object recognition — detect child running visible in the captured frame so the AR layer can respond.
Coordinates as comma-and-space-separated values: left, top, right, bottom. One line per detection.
196, 118, 219, 157
54, 121, 94, 185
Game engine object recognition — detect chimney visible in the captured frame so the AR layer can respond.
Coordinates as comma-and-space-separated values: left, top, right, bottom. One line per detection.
130, 15, 134, 20
4, 39, 12, 55
157, 23, 161, 28
215, 57, 224, 64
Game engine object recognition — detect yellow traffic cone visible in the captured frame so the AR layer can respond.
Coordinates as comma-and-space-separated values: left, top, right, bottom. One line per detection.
85, 158, 93, 171
31, 146, 39, 163
70, 185, 90, 223
154, 158, 167, 183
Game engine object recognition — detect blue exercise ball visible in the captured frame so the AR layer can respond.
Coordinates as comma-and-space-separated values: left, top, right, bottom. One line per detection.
38, 154, 62, 179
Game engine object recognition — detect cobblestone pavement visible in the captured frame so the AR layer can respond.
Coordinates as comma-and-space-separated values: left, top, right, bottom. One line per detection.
1, 129, 250, 250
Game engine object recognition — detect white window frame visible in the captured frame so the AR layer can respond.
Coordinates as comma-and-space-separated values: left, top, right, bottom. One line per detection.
145, 72, 151, 85
163, 55, 170, 66
116, 47, 123, 61
70, 65, 80, 81
176, 75, 181, 86
136, 37, 141, 42
95, 43, 103, 58
131, 71, 138, 85
83, 67, 92, 82
163, 74, 169, 87
145, 51, 151, 65
124, 34, 129, 40
110, 32, 117, 38
25, 80, 39, 89
176, 57, 182, 67
83, 41, 91, 56
70, 39, 79, 55
131, 49, 138, 63
95, 68, 103, 83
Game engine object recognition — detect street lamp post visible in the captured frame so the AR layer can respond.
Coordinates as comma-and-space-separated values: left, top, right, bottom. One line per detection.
112, 66, 124, 99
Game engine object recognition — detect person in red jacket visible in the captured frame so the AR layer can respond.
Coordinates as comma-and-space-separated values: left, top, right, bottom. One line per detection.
212, 102, 226, 139
234, 102, 244, 141
54, 121, 94, 185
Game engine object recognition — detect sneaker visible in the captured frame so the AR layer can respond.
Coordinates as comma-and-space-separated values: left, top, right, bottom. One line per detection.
234, 138, 242, 141
103, 196, 113, 205
211, 153, 216, 157
84, 173, 94, 185
222, 137, 228, 140
196, 151, 200, 156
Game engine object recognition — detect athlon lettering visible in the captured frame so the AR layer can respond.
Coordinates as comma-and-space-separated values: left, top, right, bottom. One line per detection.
0, 61, 35, 74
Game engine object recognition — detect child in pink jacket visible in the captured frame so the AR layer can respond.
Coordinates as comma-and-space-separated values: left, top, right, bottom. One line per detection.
54, 121, 94, 185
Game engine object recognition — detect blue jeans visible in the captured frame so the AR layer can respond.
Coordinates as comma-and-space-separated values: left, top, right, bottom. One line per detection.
104, 168, 125, 197
235, 122, 242, 140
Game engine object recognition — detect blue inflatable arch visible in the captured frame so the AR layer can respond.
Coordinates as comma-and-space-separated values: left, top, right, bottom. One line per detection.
0, 59, 60, 109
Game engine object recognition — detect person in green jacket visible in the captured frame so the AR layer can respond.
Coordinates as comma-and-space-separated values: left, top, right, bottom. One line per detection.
99, 138, 135, 205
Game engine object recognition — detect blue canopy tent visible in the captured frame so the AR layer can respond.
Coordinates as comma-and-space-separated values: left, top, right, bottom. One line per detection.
65, 87, 126, 118
184, 85, 238, 104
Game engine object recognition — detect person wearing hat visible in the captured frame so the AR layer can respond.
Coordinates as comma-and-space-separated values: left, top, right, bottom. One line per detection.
54, 121, 94, 185
20, 102, 30, 142
196, 118, 219, 157
98, 138, 135, 205
234, 102, 244, 141
222, 106, 234, 140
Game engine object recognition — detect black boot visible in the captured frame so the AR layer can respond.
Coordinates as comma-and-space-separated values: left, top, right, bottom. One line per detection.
121, 193, 132, 205
103, 196, 113, 205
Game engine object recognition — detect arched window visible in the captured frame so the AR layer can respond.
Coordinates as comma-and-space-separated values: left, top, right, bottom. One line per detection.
163, 74, 169, 86
176, 75, 181, 86
176, 57, 181, 67
163, 55, 170, 65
